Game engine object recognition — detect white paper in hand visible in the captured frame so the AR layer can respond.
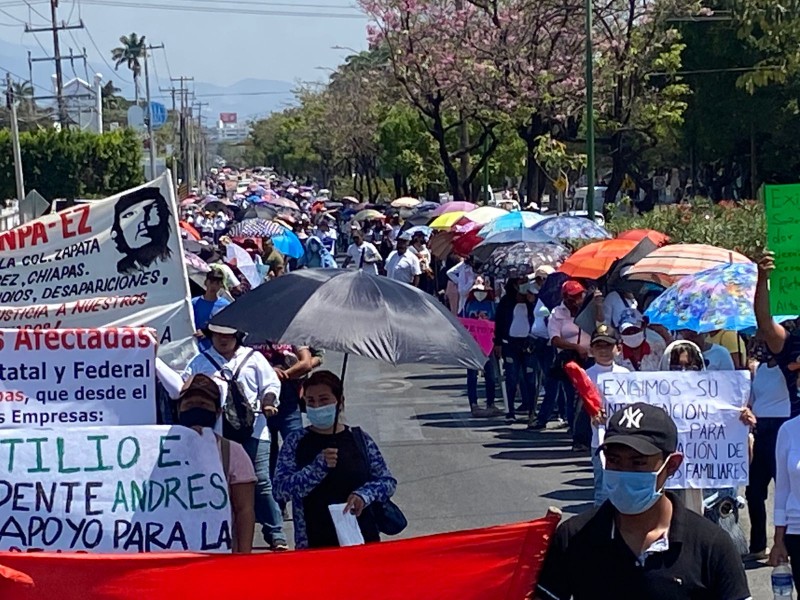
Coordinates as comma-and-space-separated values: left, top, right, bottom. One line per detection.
328, 503, 365, 546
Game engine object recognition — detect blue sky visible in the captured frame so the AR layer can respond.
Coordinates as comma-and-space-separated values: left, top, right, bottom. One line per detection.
0, 0, 369, 86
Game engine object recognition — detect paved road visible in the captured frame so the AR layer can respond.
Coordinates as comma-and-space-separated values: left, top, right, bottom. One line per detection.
274, 353, 773, 596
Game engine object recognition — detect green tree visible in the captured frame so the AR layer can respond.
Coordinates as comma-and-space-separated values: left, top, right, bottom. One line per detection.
111, 33, 147, 105
0, 129, 142, 199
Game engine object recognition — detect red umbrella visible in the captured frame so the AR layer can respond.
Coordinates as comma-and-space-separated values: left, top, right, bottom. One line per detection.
617, 228, 669, 246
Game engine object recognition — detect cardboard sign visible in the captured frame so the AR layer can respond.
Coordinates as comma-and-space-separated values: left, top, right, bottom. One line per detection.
0, 327, 156, 428
0, 426, 232, 553
0, 172, 194, 351
765, 184, 800, 314
598, 370, 751, 489
459, 318, 495, 357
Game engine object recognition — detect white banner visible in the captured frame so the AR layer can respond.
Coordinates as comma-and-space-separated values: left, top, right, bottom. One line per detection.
0, 327, 156, 428
0, 172, 193, 349
598, 370, 752, 489
0, 426, 232, 552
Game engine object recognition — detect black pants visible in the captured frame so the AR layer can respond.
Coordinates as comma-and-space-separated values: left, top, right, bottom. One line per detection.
745, 417, 787, 553
784, 534, 800, 592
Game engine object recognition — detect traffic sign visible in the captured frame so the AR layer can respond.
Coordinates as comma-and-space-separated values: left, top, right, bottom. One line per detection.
127, 105, 145, 131
149, 102, 167, 129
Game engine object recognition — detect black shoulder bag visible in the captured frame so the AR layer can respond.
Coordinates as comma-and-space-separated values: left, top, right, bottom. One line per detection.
351, 426, 407, 536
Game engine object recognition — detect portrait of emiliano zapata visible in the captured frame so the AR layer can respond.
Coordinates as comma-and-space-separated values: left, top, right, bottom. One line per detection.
110, 186, 173, 274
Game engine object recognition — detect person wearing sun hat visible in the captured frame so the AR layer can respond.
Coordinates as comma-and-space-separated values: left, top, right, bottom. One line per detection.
535, 403, 751, 600
463, 277, 502, 418
156, 323, 288, 551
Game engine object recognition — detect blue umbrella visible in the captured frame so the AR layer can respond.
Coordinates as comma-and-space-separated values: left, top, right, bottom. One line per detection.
478, 211, 546, 237
644, 263, 757, 333
271, 228, 305, 259
401, 225, 434, 240
531, 216, 611, 240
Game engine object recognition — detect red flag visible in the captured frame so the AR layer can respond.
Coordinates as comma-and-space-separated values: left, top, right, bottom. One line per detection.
0, 516, 559, 600
564, 360, 603, 417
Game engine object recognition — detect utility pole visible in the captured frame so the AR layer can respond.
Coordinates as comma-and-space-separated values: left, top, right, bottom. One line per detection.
170, 76, 193, 186
143, 43, 164, 180
25, 0, 85, 127
584, 0, 595, 221
6, 74, 25, 202
193, 100, 208, 180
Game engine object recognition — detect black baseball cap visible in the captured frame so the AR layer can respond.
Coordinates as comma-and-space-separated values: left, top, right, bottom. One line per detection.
598, 402, 678, 456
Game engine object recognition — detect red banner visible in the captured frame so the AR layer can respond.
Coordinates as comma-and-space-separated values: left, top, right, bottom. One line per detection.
0, 516, 558, 600
219, 112, 238, 124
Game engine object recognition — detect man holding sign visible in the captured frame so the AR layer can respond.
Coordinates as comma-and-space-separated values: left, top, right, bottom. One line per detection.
535, 404, 751, 600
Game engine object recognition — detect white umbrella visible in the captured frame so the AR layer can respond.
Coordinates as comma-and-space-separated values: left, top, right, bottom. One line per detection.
391, 197, 421, 209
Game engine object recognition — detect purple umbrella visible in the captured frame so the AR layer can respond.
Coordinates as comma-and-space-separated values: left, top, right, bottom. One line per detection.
431, 201, 477, 216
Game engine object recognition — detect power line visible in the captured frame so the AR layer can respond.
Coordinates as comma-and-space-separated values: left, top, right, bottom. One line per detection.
142, 0, 360, 8
162, 45, 173, 82
82, 20, 132, 83
76, 0, 366, 18
21, 0, 47, 22
0, 5, 25, 21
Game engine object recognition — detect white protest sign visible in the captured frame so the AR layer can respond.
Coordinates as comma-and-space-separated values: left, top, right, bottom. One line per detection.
0, 327, 156, 428
0, 426, 232, 552
598, 370, 751, 489
0, 172, 194, 351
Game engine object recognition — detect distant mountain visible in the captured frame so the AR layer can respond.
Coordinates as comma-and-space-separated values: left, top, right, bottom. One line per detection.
0, 38, 294, 121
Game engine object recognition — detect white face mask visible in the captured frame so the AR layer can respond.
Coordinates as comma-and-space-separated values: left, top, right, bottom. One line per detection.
473, 291, 488, 302
621, 332, 645, 348
517, 283, 531, 295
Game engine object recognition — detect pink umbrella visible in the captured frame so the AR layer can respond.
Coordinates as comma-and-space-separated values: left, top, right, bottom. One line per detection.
265, 196, 300, 211
431, 201, 477, 217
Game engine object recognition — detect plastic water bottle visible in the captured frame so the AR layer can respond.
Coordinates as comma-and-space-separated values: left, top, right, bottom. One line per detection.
773, 564, 794, 599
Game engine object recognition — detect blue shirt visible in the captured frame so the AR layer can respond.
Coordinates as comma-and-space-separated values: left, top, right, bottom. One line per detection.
191, 295, 230, 330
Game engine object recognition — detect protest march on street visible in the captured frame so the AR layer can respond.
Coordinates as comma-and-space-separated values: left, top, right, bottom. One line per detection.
5, 0, 800, 596
0, 167, 798, 600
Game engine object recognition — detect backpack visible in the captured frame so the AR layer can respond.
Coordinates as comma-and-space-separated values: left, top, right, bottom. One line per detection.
201, 349, 257, 444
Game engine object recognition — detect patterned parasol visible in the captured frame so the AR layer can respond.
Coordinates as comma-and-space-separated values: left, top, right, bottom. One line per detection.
229, 218, 286, 238
531, 215, 611, 240
480, 242, 570, 279
644, 263, 757, 333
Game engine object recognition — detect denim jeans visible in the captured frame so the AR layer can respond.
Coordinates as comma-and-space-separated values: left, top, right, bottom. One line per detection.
466, 359, 497, 407
502, 338, 535, 418
242, 436, 288, 545
529, 338, 555, 409
592, 453, 607, 506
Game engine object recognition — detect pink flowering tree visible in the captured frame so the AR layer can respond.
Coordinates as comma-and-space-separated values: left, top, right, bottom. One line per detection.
463, 0, 586, 204
360, 0, 506, 200
592, 0, 700, 204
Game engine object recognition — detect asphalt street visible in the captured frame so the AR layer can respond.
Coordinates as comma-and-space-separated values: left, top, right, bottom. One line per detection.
272, 353, 773, 597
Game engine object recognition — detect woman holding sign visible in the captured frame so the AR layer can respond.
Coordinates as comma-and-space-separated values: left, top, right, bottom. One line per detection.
274, 371, 398, 549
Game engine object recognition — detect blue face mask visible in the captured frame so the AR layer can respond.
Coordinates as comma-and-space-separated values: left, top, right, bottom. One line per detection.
602, 459, 670, 515
306, 404, 337, 429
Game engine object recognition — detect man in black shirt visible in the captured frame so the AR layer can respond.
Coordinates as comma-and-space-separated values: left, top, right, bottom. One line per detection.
535, 403, 751, 600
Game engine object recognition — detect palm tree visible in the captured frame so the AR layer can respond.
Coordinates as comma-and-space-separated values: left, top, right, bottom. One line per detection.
11, 80, 35, 115
101, 80, 124, 111
111, 33, 147, 105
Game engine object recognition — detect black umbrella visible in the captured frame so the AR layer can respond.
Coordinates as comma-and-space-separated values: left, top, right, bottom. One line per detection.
242, 203, 279, 220
479, 242, 570, 280
211, 269, 486, 372
471, 228, 558, 263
